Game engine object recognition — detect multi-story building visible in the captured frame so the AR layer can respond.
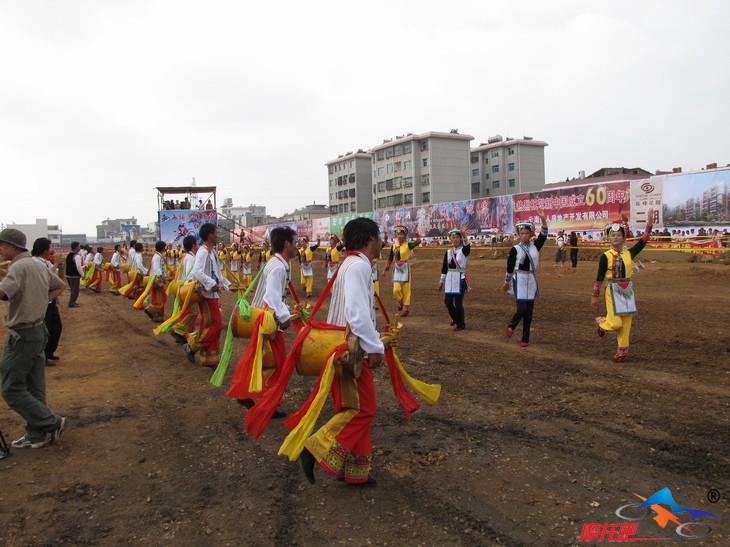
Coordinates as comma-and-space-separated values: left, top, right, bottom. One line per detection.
326, 150, 373, 216
220, 203, 267, 228
281, 203, 329, 221
370, 130, 473, 212
96, 217, 139, 242
7, 218, 62, 248
470, 136, 548, 198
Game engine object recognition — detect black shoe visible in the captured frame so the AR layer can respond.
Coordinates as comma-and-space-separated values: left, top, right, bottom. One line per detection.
46, 359, 56, 367
272, 409, 287, 419
69, 304, 80, 308
183, 344, 196, 364
351, 476, 378, 487
143, 309, 154, 320
300, 448, 316, 484
46, 355, 60, 361
169, 331, 186, 344
236, 398, 255, 409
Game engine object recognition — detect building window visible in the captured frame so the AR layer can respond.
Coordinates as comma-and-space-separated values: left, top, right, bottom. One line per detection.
403, 142, 412, 153
508, 147, 514, 155
471, 182, 480, 193
386, 178, 393, 191
492, 165, 499, 174
373, 184, 377, 194
378, 182, 385, 192
484, 173, 489, 180
377, 167, 385, 177
420, 141, 429, 151
404, 193, 413, 204
471, 154, 479, 163
421, 174, 430, 186
404, 160, 411, 171
492, 180, 500, 189
349, 174, 355, 183
386, 147, 393, 159
349, 188, 356, 197
423, 158, 428, 167
509, 179, 516, 187
394, 144, 403, 156
422, 192, 430, 203
485, 189, 490, 196
404, 177, 413, 188
387, 163, 394, 174
508, 163, 515, 171
394, 162, 401, 173
376, 150, 385, 161
394, 193, 403, 206
491, 150, 499, 158
393, 177, 402, 189
377, 197, 387, 208
350, 202, 356, 211
472, 168, 479, 177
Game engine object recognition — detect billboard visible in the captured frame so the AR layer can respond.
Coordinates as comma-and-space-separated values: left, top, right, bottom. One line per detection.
158, 209, 218, 244
513, 181, 631, 233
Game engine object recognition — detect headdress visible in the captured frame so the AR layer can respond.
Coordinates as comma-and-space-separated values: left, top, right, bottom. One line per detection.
605, 222, 627, 239
393, 224, 408, 236
515, 221, 535, 234
447, 229, 463, 239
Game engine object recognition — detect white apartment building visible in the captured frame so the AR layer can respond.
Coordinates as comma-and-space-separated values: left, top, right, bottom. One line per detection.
326, 150, 373, 215
7, 218, 62, 248
470, 136, 548, 198
370, 130, 473, 211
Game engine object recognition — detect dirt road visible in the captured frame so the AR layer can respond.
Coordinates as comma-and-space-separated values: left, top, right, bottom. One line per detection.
1, 249, 728, 545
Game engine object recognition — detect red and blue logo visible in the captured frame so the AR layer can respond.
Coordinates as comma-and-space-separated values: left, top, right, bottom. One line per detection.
580, 487, 720, 541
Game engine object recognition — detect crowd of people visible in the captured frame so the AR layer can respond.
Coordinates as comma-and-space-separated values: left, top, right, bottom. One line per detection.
161, 198, 214, 211
0, 208, 673, 481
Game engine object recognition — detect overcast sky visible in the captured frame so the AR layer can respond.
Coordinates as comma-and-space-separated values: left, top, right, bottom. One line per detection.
1, 0, 728, 236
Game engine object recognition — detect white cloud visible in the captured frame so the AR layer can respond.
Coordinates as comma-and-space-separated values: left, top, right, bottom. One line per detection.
1, 0, 728, 234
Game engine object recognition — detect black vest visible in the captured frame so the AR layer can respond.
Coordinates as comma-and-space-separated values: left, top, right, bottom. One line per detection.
65, 251, 81, 277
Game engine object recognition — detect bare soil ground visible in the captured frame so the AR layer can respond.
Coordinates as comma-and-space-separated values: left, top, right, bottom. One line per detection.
1, 247, 729, 546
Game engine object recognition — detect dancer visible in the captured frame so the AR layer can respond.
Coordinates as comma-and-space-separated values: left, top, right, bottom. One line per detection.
298, 217, 385, 486
554, 230, 566, 267
227, 227, 297, 410
502, 211, 548, 347
297, 236, 320, 299
140, 241, 168, 322
240, 243, 254, 290
591, 209, 654, 363
184, 223, 231, 367
109, 244, 123, 294
324, 234, 343, 281
384, 224, 420, 317
438, 228, 470, 331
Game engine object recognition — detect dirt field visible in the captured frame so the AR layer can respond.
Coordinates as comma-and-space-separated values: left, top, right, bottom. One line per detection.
1, 246, 728, 546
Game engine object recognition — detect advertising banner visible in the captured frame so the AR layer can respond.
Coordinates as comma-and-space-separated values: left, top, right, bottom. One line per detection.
660, 168, 730, 226
512, 181, 631, 233
630, 177, 663, 229
159, 209, 217, 245
330, 212, 373, 236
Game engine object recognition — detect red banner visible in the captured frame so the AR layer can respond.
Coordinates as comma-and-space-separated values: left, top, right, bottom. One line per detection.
512, 182, 631, 232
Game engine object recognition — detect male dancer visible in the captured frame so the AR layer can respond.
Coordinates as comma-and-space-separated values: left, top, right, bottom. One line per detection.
299, 217, 385, 486
184, 224, 230, 367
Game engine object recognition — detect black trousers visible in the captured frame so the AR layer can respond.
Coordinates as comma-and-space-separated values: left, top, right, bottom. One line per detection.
44, 300, 63, 357
570, 248, 578, 268
444, 280, 467, 329
67, 277, 80, 307
509, 300, 535, 343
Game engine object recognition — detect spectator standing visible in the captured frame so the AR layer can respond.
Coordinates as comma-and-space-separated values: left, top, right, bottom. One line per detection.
64, 241, 83, 308
0, 229, 67, 449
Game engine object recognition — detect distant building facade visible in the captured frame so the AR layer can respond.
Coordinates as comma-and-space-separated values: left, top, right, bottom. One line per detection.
470, 136, 548, 198
326, 150, 373, 215
281, 203, 329, 221
96, 217, 139, 242
369, 130, 473, 212
7, 218, 62, 248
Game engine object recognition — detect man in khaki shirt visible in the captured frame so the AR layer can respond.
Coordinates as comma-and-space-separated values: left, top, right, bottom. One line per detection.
0, 228, 67, 449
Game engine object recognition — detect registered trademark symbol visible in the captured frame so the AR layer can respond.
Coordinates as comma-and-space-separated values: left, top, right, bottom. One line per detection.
707, 489, 720, 503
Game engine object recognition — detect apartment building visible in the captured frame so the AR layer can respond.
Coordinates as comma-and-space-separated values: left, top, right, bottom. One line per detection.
370, 130, 473, 211
470, 136, 548, 198
326, 150, 373, 215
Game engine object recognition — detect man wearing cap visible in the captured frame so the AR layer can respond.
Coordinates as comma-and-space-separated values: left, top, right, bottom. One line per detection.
0, 228, 67, 449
